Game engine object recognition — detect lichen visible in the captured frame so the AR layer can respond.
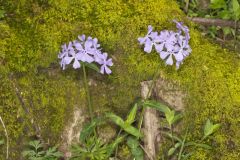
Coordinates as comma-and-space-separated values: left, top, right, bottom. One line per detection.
0, 0, 240, 159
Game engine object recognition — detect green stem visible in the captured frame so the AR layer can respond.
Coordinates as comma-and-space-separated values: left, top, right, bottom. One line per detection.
114, 129, 122, 158
178, 127, 189, 160
170, 125, 174, 145
82, 64, 93, 121
138, 64, 161, 131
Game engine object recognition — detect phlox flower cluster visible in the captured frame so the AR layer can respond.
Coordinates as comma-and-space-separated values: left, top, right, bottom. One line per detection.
138, 20, 191, 69
58, 35, 113, 74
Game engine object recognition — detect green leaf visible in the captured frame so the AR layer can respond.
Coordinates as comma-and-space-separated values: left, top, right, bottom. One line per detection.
81, 62, 100, 72
126, 136, 139, 149
185, 142, 212, 150
222, 27, 232, 36
106, 113, 143, 137
167, 147, 175, 156
212, 123, 221, 133
172, 113, 183, 124
168, 142, 181, 156
0, 139, 4, 145
131, 147, 144, 160
165, 110, 175, 126
203, 119, 220, 139
80, 117, 104, 142
231, 28, 236, 37
106, 135, 125, 156
29, 140, 43, 150
218, 10, 231, 19
22, 150, 36, 157
204, 119, 213, 137
162, 132, 182, 143
232, 0, 240, 19
126, 137, 144, 160
125, 103, 138, 125
45, 146, 63, 158
143, 100, 171, 113
0, 10, 5, 19
210, 0, 227, 9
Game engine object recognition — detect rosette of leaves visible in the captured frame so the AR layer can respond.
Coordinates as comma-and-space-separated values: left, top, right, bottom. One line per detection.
70, 136, 124, 160
22, 140, 63, 160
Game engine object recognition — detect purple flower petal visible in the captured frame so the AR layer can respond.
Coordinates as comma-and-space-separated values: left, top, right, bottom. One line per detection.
174, 52, 184, 61
166, 54, 173, 65
73, 59, 81, 69
104, 66, 112, 74
64, 57, 74, 64
155, 43, 164, 53
159, 51, 169, 60
138, 37, 146, 44
78, 34, 86, 41
74, 41, 83, 51
144, 39, 153, 53
148, 25, 153, 34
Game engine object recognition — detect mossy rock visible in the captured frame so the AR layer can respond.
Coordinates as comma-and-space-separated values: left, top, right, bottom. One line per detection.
0, 0, 240, 159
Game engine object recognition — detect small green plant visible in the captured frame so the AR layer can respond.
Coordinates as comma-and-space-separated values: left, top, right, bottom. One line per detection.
0, 9, 5, 19
126, 136, 144, 160
106, 103, 144, 160
70, 103, 144, 160
142, 100, 220, 160
0, 137, 4, 145
70, 97, 220, 160
71, 135, 124, 160
22, 140, 63, 160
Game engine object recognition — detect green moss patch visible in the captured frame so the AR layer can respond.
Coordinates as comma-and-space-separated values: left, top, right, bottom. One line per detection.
0, 0, 240, 159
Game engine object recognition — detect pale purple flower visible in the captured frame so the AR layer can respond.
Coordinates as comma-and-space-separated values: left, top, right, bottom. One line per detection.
138, 25, 153, 45
156, 30, 177, 53
97, 53, 113, 74
64, 51, 81, 69
159, 45, 183, 66
58, 42, 74, 59
173, 20, 190, 43
159, 50, 174, 65
58, 35, 113, 74
174, 35, 192, 58
74, 40, 94, 63
58, 42, 75, 70
138, 26, 162, 53
138, 20, 191, 69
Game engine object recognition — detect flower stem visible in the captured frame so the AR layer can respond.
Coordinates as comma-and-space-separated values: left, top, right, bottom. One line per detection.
82, 64, 93, 121
138, 64, 161, 131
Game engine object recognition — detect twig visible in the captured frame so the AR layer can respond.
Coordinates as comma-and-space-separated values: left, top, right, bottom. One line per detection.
234, 20, 238, 50
139, 144, 154, 160
0, 115, 9, 159
8, 76, 42, 139
188, 17, 240, 28
184, 0, 189, 13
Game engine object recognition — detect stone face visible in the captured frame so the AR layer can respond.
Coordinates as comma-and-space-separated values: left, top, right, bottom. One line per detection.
1, 0, 240, 159
153, 78, 186, 111
60, 107, 86, 158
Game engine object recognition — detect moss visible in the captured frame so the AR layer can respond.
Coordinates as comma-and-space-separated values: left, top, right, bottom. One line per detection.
1, 0, 240, 159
